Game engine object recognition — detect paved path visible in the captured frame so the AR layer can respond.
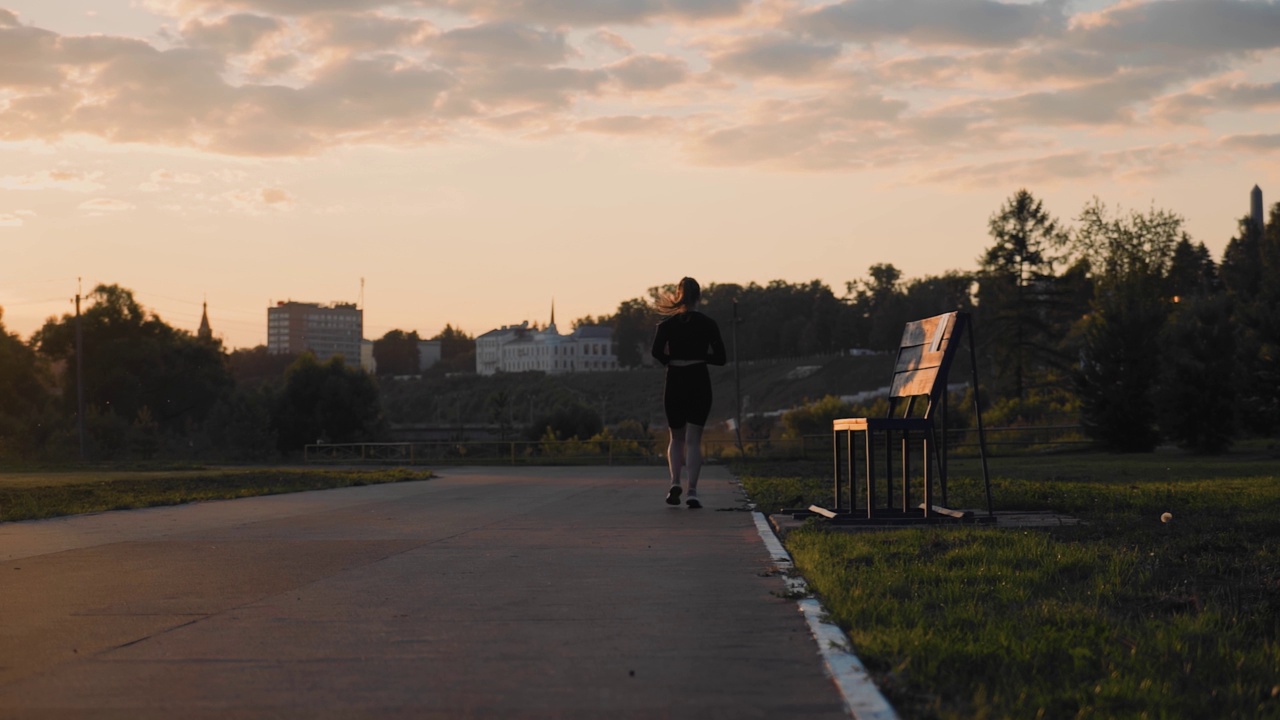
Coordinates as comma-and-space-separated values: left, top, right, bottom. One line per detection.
0, 466, 849, 719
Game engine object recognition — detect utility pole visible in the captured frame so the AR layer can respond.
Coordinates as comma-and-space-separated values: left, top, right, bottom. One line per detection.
732, 298, 744, 456
75, 280, 86, 461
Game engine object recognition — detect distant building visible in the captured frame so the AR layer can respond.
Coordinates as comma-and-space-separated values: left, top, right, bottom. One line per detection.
418, 340, 442, 372
267, 300, 364, 367
475, 304, 617, 375
197, 301, 214, 343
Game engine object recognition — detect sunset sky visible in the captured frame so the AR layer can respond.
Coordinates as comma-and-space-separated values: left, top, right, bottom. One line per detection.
2, 0, 1278, 350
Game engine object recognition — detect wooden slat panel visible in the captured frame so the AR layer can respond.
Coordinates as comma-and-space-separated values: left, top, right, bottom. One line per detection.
898, 312, 958, 347
894, 344, 947, 373
891, 368, 940, 397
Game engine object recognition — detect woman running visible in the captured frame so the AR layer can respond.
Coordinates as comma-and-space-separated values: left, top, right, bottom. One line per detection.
651, 277, 726, 508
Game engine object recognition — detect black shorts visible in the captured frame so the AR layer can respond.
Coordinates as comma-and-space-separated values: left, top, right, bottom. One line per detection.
663, 364, 712, 428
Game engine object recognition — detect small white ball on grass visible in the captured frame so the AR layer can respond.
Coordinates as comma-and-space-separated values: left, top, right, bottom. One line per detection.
1160, 512, 1173, 523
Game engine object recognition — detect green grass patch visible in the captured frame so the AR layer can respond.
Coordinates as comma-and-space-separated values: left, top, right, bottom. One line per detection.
0, 467, 435, 523
734, 450, 1280, 719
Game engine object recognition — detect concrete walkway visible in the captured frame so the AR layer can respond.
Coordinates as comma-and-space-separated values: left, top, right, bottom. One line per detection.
0, 466, 850, 719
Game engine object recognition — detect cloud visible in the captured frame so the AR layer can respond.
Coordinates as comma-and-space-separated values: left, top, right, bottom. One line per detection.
0, 23, 458, 156
154, 0, 749, 23
916, 143, 1200, 187
795, 0, 1068, 48
221, 186, 296, 212
181, 13, 284, 53
300, 12, 436, 52
968, 68, 1180, 126
0, 212, 27, 227
607, 54, 689, 91
576, 114, 678, 135
249, 52, 300, 78
460, 65, 608, 111
0, 23, 63, 87
139, 169, 203, 192
710, 35, 843, 79
1071, 0, 1280, 60
587, 29, 634, 55
0, 169, 106, 192
6, 0, 1278, 178
1153, 79, 1280, 124
431, 22, 572, 66
1222, 133, 1280, 152
425, 0, 750, 25
144, 0, 412, 15
78, 198, 136, 215
685, 91, 909, 170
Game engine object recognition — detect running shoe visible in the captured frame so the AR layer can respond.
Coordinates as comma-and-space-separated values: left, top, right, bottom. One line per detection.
686, 495, 702, 509
665, 485, 683, 505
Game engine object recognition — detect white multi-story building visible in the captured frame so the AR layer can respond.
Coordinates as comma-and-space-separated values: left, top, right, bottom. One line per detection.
475, 308, 617, 375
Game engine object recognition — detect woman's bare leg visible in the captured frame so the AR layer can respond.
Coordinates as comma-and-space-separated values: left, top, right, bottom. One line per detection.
667, 427, 686, 487
685, 424, 704, 496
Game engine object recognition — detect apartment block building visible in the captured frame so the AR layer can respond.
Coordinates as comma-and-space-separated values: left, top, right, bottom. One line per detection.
267, 300, 364, 367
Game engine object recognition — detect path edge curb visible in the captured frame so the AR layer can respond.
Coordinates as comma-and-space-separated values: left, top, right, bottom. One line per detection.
750, 511, 899, 720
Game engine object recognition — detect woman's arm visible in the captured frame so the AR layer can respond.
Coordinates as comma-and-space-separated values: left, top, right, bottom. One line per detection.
651, 323, 670, 365
706, 319, 727, 366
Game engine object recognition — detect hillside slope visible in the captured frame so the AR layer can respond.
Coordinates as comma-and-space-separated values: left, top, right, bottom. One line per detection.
380, 353, 895, 433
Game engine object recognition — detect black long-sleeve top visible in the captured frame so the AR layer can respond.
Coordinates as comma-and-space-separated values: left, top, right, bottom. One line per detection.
651, 311, 727, 366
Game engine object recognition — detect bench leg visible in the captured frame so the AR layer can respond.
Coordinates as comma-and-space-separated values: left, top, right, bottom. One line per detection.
863, 429, 874, 519
901, 432, 910, 514
922, 434, 931, 517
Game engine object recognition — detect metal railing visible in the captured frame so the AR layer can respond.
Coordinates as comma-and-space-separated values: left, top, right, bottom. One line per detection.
304, 425, 1090, 466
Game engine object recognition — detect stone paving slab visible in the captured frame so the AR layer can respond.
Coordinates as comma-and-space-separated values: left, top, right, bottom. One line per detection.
0, 466, 849, 719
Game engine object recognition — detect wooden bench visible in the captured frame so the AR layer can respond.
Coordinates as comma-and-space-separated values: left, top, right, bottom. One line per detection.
822, 311, 992, 523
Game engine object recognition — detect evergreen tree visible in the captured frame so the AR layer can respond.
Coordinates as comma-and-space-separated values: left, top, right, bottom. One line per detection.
976, 189, 1070, 401
1155, 293, 1236, 453
1071, 199, 1185, 452
1221, 206, 1280, 433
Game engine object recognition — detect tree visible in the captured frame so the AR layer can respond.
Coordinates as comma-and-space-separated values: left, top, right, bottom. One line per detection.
1155, 293, 1236, 453
1166, 238, 1219, 298
430, 324, 475, 375
33, 284, 232, 441
273, 353, 384, 452
846, 264, 908, 350
610, 298, 655, 368
1221, 206, 1280, 434
1070, 200, 1185, 452
205, 386, 278, 461
227, 345, 301, 387
372, 329, 421, 376
523, 402, 602, 441
0, 308, 52, 459
976, 190, 1070, 401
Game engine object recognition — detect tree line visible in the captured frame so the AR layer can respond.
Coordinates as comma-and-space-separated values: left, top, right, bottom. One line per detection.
574, 189, 1279, 453
0, 287, 474, 462
1, 188, 1276, 460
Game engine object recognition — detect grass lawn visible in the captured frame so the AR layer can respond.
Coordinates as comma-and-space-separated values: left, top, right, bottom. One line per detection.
0, 466, 435, 523
735, 447, 1280, 720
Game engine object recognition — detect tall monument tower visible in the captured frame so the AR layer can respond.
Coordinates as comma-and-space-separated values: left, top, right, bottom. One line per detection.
1251, 185, 1264, 233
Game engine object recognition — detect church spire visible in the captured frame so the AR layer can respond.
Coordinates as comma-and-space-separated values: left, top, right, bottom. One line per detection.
550, 298, 556, 328
198, 300, 213, 342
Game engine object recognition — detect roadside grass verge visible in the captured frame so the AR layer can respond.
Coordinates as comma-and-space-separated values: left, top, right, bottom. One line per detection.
0, 467, 435, 523
734, 450, 1280, 719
